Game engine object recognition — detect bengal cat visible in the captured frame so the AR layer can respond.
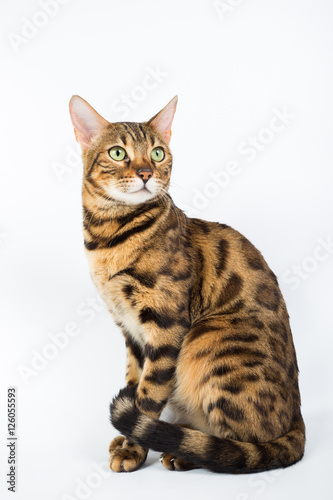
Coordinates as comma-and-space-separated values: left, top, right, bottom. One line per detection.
69, 95, 305, 474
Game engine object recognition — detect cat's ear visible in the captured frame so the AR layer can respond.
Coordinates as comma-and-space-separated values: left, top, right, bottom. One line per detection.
146, 96, 178, 145
69, 95, 109, 151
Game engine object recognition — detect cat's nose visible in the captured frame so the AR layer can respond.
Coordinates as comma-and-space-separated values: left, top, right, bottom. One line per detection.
137, 169, 153, 184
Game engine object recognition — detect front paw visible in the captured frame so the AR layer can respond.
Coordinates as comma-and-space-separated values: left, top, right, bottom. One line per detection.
110, 385, 140, 436
109, 435, 148, 472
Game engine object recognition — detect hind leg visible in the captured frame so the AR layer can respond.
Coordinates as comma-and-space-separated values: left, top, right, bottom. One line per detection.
158, 423, 200, 471
160, 452, 199, 471
174, 317, 290, 444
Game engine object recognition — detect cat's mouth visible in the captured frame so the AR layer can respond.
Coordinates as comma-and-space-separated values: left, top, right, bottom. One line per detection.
134, 186, 151, 194
109, 182, 158, 205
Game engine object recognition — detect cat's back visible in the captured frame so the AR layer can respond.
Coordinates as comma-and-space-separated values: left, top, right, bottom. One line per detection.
187, 216, 268, 273
185, 216, 288, 325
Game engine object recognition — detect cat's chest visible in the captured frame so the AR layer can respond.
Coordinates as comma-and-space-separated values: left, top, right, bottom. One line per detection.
111, 298, 146, 348
87, 251, 146, 347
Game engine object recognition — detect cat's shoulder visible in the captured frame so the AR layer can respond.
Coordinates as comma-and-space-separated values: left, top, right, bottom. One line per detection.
187, 216, 243, 241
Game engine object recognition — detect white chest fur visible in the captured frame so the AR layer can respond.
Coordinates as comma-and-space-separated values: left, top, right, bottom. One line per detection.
86, 251, 147, 349
110, 299, 146, 349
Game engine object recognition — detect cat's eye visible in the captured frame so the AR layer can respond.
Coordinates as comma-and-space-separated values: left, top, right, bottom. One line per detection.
151, 147, 165, 162
109, 146, 126, 161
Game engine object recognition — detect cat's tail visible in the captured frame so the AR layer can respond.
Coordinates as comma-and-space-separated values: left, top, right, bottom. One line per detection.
110, 386, 305, 474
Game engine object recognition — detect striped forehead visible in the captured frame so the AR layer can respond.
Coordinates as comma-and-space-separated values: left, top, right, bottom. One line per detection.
118, 122, 156, 151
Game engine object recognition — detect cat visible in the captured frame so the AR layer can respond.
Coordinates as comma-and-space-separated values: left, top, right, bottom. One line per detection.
69, 95, 305, 473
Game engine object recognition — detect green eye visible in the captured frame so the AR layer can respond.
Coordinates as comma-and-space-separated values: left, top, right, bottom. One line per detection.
151, 147, 165, 162
109, 146, 126, 161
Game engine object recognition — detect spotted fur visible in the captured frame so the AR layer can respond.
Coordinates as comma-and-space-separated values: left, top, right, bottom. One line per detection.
69, 95, 305, 474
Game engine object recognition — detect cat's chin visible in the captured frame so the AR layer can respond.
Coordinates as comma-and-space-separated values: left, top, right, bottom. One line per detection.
109, 188, 158, 206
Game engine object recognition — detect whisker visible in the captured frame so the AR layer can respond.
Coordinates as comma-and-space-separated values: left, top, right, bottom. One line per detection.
169, 181, 190, 196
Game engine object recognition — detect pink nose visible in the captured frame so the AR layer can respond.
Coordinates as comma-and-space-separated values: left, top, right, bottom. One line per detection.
137, 169, 153, 183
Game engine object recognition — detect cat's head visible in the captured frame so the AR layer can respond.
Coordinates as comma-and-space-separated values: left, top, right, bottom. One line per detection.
69, 95, 177, 205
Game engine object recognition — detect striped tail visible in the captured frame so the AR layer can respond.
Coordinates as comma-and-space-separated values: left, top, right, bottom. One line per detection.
110, 386, 305, 474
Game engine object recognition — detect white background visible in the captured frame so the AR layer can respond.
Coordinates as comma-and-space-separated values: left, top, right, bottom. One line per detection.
1, 0, 333, 499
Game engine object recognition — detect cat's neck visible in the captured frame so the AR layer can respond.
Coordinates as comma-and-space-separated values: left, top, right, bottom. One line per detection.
82, 185, 172, 241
